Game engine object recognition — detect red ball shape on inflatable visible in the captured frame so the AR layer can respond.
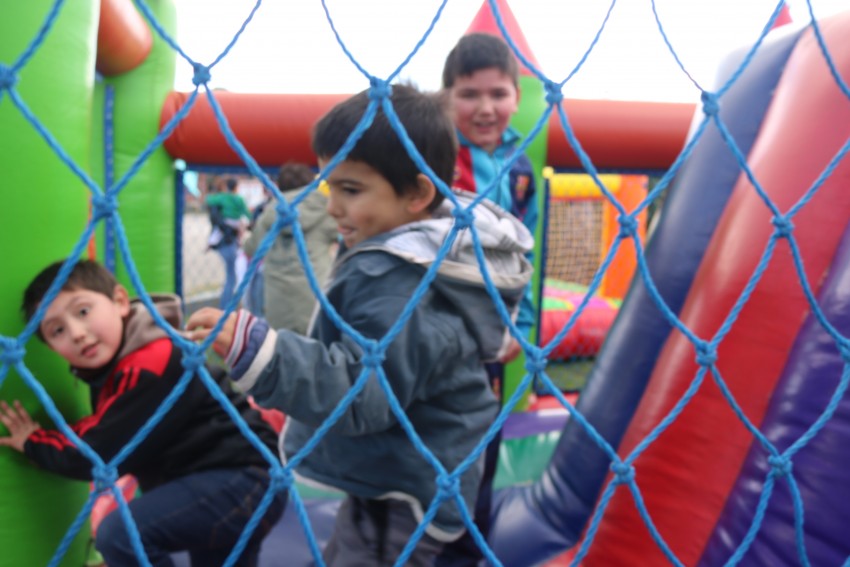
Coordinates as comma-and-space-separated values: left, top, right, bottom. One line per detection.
539, 279, 620, 359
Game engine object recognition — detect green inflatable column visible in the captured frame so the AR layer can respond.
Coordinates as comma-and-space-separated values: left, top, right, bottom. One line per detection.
101, 0, 177, 293
503, 75, 550, 410
0, 2, 100, 565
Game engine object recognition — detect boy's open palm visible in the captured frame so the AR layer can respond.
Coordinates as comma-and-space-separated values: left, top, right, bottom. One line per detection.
0, 400, 40, 453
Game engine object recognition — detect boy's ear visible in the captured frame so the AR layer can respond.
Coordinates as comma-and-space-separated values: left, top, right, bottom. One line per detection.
408, 173, 437, 214
112, 284, 131, 317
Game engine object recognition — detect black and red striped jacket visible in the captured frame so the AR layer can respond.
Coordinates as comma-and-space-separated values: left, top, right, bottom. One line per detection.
24, 295, 278, 492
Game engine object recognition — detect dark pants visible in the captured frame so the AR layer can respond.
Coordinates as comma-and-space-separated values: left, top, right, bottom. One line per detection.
96, 467, 286, 567
324, 497, 444, 567
434, 363, 503, 567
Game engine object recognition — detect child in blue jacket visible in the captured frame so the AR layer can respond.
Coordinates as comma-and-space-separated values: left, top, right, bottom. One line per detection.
186, 83, 533, 566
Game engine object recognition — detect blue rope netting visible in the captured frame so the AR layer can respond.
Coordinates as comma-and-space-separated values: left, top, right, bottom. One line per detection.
1, 0, 849, 566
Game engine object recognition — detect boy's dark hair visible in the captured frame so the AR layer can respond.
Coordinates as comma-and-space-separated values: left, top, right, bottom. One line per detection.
277, 162, 316, 191
311, 83, 457, 212
441, 32, 519, 89
225, 178, 238, 192
22, 259, 119, 332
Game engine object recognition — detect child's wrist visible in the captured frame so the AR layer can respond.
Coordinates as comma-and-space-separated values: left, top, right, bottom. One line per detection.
225, 310, 271, 380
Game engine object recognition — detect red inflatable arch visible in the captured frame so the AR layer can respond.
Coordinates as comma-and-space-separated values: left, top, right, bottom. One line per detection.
161, 91, 694, 170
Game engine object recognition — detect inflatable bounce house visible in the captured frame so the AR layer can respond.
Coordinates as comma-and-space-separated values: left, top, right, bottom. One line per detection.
3, 0, 850, 566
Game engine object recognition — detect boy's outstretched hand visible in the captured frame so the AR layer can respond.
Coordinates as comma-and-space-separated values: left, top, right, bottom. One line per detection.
185, 307, 236, 359
0, 400, 40, 453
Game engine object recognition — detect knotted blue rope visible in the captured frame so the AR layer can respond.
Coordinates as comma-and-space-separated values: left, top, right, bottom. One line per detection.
618, 214, 639, 239
544, 80, 564, 105
772, 215, 794, 238
701, 91, 720, 117
0, 338, 25, 366
436, 473, 460, 502
0, 64, 17, 90
610, 461, 635, 485
192, 62, 211, 87
92, 463, 119, 493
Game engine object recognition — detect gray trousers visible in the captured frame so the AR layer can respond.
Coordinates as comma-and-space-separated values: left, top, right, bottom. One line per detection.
322, 496, 445, 566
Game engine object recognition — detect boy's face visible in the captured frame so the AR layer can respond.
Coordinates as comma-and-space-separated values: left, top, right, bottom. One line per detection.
320, 158, 431, 249
447, 67, 519, 153
40, 286, 131, 369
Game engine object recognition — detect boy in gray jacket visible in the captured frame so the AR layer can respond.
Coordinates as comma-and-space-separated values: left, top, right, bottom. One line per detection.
187, 83, 533, 566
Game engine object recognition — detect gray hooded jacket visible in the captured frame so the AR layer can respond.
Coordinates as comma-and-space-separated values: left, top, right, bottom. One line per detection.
232, 190, 534, 540
243, 188, 338, 334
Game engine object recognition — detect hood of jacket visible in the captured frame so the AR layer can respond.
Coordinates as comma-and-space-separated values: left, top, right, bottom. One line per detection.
342, 189, 534, 360
72, 294, 183, 384
279, 186, 330, 235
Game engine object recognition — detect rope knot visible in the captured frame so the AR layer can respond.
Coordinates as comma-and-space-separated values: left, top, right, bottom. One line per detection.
92, 464, 119, 492
271, 467, 293, 492
436, 473, 460, 499
192, 63, 211, 86
0, 338, 25, 365
618, 214, 638, 239
524, 349, 547, 375
181, 348, 206, 373
701, 91, 720, 116
610, 461, 635, 485
771, 215, 794, 238
695, 341, 717, 367
274, 201, 299, 228
91, 193, 118, 220
368, 77, 391, 100
544, 80, 564, 105
452, 207, 474, 230
0, 64, 17, 90
360, 341, 385, 369
767, 455, 792, 478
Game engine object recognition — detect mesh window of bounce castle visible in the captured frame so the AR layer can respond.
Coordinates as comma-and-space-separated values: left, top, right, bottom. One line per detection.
538, 167, 656, 393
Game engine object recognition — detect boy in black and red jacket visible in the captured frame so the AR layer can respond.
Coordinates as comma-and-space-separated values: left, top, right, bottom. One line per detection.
0, 259, 285, 567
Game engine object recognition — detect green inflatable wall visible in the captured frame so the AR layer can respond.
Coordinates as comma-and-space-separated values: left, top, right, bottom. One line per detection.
101, 2, 176, 292
0, 1, 176, 564
503, 75, 550, 409
1, 3, 100, 564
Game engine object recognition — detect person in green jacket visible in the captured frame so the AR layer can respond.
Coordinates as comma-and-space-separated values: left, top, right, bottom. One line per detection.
243, 163, 338, 334
205, 177, 252, 308
206, 177, 251, 228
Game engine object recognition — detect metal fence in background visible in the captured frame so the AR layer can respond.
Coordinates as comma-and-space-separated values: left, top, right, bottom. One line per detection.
180, 209, 225, 316
177, 170, 269, 316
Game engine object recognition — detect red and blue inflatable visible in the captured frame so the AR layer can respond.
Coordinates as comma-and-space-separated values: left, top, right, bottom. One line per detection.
540, 279, 620, 360
490, 11, 850, 566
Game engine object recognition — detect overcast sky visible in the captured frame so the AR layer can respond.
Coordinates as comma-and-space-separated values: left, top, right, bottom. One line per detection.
172, 0, 848, 102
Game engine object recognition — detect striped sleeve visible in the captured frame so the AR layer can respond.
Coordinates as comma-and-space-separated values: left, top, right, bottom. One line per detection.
225, 309, 275, 383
